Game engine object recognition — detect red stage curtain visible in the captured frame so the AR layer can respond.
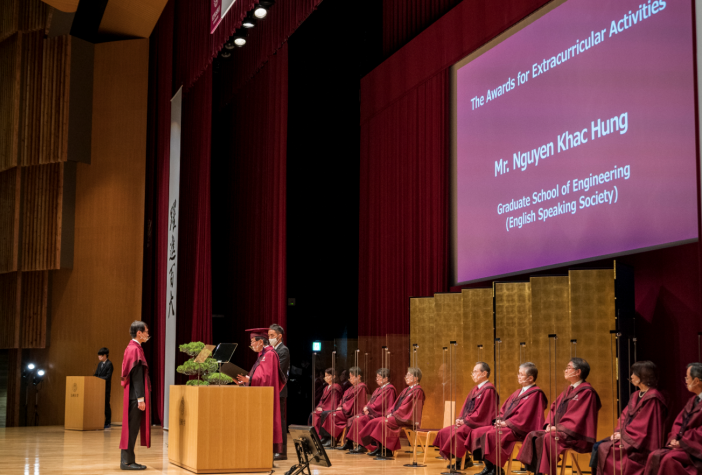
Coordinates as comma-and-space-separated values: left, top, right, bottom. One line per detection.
382, 0, 462, 57
358, 69, 450, 337
214, 44, 288, 369
143, 0, 174, 426
177, 65, 214, 350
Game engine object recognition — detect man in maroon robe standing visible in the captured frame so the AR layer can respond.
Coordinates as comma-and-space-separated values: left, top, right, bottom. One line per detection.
321, 366, 369, 449
433, 362, 498, 470
644, 362, 702, 475
311, 368, 343, 443
236, 328, 286, 455
345, 368, 397, 453
119, 321, 151, 471
361, 367, 425, 457
519, 357, 601, 475
467, 362, 548, 475
592, 361, 667, 475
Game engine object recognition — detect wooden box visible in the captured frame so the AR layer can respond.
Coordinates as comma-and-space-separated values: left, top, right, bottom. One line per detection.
168, 385, 274, 473
64, 376, 106, 430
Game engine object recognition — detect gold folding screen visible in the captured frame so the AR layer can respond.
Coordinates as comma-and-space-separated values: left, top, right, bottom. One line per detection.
409, 269, 616, 451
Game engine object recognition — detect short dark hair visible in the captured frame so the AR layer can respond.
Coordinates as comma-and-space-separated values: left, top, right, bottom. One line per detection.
570, 357, 591, 380
325, 368, 336, 378
631, 361, 658, 388
129, 321, 148, 338
687, 362, 702, 381
98, 347, 109, 357
407, 367, 422, 382
520, 362, 538, 382
376, 368, 391, 379
349, 366, 363, 378
269, 324, 284, 336
476, 361, 491, 377
254, 336, 270, 345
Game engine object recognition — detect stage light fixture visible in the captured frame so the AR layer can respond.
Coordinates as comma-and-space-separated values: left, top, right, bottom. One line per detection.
254, 6, 267, 19
242, 12, 257, 28
232, 29, 248, 47
27, 363, 35, 370
33, 370, 45, 385
37, 370, 45, 376
221, 50, 232, 58
224, 39, 235, 50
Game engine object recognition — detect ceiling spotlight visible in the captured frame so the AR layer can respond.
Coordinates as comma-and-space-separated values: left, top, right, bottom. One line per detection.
242, 12, 257, 28
224, 40, 235, 50
232, 29, 248, 47
221, 50, 232, 58
254, 6, 267, 18
33, 370, 45, 385
27, 363, 35, 370
37, 370, 45, 376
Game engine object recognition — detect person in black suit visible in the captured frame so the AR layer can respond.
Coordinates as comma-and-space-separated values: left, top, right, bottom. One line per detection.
94, 347, 114, 429
269, 324, 290, 460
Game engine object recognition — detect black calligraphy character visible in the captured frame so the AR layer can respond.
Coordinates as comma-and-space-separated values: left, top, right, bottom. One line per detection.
168, 290, 176, 317
169, 235, 176, 261
169, 200, 177, 232
169, 263, 176, 287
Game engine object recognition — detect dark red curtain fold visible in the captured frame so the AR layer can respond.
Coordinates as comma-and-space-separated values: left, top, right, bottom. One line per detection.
143, 0, 174, 426
177, 65, 214, 349
382, 0, 462, 57
213, 44, 288, 369
358, 69, 451, 337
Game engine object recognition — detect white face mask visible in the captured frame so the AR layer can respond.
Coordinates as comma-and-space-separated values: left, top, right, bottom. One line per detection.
269, 338, 278, 346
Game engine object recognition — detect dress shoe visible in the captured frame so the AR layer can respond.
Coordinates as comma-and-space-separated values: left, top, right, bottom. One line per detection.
349, 446, 367, 453
319, 436, 330, 445
475, 466, 491, 475
273, 453, 287, 461
463, 456, 474, 468
104, 424, 111, 429
367, 446, 382, 456
339, 439, 355, 451
120, 463, 146, 470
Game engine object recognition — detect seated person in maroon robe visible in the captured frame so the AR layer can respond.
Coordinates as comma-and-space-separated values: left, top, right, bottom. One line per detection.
321, 366, 369, 448
590, 361, 667, 475
644, 362, 702, 475
433, 362, 498, 470
518, 357, 602, 475
345, 368, 397, 453
467, 362, 548, 475
361, 367, 426, 457
310, 368, 343, 444
236, 328, 287, 455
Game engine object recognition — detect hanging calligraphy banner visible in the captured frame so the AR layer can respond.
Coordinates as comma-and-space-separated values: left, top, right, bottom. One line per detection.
163, 87, 182, 430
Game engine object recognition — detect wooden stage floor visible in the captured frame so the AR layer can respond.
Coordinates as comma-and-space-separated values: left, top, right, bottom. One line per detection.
0, 426, 583, 474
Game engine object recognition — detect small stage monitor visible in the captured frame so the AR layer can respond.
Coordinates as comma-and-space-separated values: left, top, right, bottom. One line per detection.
288, 425, 331, 468
211, 343, 237, 364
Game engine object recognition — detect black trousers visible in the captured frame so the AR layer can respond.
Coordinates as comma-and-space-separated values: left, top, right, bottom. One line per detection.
120, 399, 143, 465
280, 397, 287, 454
105, 389, 111, 425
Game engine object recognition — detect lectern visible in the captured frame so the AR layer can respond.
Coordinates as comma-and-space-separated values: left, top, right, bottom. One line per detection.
64, 376, 105, 430
169, 385, 274, 473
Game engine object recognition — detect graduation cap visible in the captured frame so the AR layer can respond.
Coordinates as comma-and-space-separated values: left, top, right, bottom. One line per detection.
246, 327, 270, 339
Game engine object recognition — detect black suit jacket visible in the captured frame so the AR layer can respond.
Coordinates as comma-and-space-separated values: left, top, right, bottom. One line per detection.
274, 343, 290, 398
94, 359, 114, 393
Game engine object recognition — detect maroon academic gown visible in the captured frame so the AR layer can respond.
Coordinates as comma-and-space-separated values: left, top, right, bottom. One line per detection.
644, 394, 702, 475
346, 383, 397, 447
468, 385, 548, 466
249, 345, 286, 453
321, 383, 369, 438
596, 388, 667, 475
519, 381, 601, 474
361, 384, 425, 452
119, 340, 151, 450
312, 383, 343, 437
433, 381, 498, 459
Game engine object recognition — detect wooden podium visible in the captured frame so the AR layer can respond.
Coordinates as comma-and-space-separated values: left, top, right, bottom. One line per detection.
168, 385, 274, 473
64, 376, 105, 430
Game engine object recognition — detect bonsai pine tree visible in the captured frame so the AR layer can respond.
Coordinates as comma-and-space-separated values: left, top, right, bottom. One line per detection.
176, 342, 232, 386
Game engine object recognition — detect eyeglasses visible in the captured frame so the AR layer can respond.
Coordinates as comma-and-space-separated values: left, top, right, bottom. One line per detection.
564, 366, 575, 372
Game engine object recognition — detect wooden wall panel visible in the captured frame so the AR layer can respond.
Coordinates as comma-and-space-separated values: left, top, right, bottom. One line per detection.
495, 282, 531, 402
0, 168, 21, 274
0, 0, 52, 42
410, 296, 439, 428
21, 163, 63, 271
98, 0, 169, 39
0, 33, 20, 172
28, 39, 148, 426
39, 35, 70, 165
6, 349, 21, 426
20, 271, 49, 348
434, 293, 464, 423
19, 31, 44, 167
463, 288, 494, 377
0, 273, 21, 349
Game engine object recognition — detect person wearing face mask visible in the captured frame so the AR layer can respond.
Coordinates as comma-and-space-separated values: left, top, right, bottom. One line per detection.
311, 369, 343, 444
119, 321, 151, 471
94, 347, 114, 429
643, 362, 702, 475
591, 361, 667, 475
345, 368, 397, 453
236, 328, 287, 456
519, 357, 601, 475
433, 362, 498, 470
268, 324, 290, 460
321, 367, 369, 449
361, 367, 426, 457
468, 362, 547, 475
